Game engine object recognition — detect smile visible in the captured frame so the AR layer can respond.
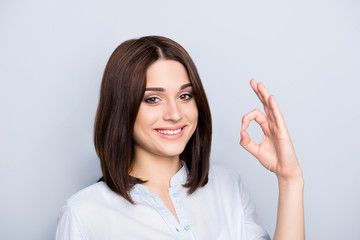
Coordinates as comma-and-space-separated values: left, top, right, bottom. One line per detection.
154, 126, 186, 139
156, 128, 182, 135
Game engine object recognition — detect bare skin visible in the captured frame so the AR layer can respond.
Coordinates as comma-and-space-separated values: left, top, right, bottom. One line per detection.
130, 60, 198, 224
131, 60, 304, 237
130, 146, 182, 223
240, 79, 305, 240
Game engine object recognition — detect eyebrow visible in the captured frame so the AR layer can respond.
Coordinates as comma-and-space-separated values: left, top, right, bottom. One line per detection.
145, 83, 192, 92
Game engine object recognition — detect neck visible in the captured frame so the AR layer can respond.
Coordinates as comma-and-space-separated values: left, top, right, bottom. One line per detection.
130, 145, 182, 189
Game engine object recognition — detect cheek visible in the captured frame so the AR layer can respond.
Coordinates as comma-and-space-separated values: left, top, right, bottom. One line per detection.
184, 102, 198, 124
133, 107, 150, 139
191, 102, 199, 119
133, 105, 161, 131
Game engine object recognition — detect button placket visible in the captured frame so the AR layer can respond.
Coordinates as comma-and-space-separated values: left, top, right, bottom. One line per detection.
134, 162, 195, 239
169, 187, 194, 239
184, 224, 190, 231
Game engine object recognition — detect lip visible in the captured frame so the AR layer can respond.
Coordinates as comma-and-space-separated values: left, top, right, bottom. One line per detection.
154, 125, 186, 140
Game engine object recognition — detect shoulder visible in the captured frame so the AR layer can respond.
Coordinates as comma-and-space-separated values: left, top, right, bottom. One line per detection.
62, 181, 134, 214
205, 162, 247, 200
209, 162, 243, 185
56, 182, 109, 239
56, 182, 138, 239
60, 181, 138, 217
58, 181, 129, 223
57, 182, 108, 222
204, 163, 271, 239
65, 182, 109, 208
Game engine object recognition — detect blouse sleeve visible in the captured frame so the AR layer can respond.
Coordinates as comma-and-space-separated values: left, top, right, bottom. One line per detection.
55, 204, 86, 240
237, 176, 271, 240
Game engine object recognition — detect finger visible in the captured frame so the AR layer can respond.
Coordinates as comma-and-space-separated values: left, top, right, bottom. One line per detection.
241, 108, 267, 131
250, 79, 271, 117
250, 79, 265, 105
240, 129, 260, 158
257, 82, 271, 106
257, 82, 276, 122
269, 95, 287, 129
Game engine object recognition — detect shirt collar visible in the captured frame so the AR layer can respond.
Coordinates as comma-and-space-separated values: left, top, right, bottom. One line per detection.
170, 160, 188, 187
132, 160, 188, 195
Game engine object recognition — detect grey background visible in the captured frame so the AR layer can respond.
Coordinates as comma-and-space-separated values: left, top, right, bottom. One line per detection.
1, 0, 359, 239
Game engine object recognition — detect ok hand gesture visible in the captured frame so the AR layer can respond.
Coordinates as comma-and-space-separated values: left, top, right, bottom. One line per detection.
240, 79, 302, 181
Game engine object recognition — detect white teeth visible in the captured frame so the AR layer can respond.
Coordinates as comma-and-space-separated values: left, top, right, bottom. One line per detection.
157, 128, 182, 135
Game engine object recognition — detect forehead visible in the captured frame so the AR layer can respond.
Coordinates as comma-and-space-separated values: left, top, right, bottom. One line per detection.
145, 60, 190, 88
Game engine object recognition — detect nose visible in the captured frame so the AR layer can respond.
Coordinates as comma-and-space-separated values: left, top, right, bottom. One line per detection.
163, 100, 183, 122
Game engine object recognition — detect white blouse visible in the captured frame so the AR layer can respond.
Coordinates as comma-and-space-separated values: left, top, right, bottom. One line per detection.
55, 162, 270, 240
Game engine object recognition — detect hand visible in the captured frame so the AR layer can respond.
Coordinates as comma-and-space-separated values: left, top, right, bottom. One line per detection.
240, 79, 302, 181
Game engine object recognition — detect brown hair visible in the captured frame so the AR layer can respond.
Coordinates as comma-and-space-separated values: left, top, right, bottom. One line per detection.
94, 36, 212, 204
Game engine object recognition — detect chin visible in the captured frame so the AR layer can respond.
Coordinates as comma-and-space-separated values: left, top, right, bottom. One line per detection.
156, 145, 186, 158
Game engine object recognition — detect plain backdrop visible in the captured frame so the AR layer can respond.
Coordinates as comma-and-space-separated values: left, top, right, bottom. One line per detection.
1, 0, 359, 239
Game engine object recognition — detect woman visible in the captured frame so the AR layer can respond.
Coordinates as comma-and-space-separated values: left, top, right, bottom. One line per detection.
55, 36, 304, 240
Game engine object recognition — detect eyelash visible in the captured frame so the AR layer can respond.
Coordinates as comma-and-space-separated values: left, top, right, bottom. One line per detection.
144, 93, 193, 104
144, 96, 160, 104
179, 93, 193, 101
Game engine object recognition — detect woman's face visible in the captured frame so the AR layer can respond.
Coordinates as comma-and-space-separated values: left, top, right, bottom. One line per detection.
132, 59, 198, 158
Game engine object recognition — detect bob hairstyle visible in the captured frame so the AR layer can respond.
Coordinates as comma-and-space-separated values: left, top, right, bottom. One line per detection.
94, 36, 212, 204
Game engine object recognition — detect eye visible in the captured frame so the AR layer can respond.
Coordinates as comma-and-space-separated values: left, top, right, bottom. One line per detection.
179, 93, 193, 101
144, 96, 159, 104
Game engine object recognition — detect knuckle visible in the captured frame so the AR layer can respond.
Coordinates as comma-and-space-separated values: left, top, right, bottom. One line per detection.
254, 108, 261, 114
242, 115, 247, 122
